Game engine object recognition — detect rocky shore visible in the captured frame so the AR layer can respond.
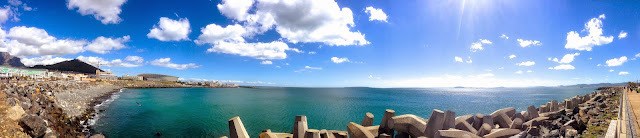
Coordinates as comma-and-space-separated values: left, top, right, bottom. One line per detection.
0, 80, 202, 138
223, 86, 622, 138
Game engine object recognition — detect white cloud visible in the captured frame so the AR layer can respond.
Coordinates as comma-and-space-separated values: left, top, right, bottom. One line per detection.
147, 17, 191, 41
368, 75, 381, 80
470, 39, 491, 52
20, 56, 71, 67
67, 0, 127, 24
516, 39, 541, 47
308, 51, 316, 54
260, 60, 272, 65
331, 57, 350, 63
305, 66, 322, 70
605, 56, 627, 67
1, 26, 87, 57
597, 64, 602, 66
516, 61, 535, 66
465, 56, 472, 63
207, 41, 291, 60
77, 55, 143, 67
217, 0, 369, 46
548, 64, 575, 70
150, 58, 201, 70
526, 70, 533, 73
194, 24, 246, 45
364, 6, 387, 22
0, 7, 11, 24
124, 56, 143, 64
508, 54, 516, 59
217, 0, 254, 21
10, 0, 32, 11
636, 53, 640, 58
619, 71, 629, 75
565, 14, 613, 51
500, 34, 509, 40
85, 35, 130, 54
609, 69, 614, 72
515, 70, 523, 74
454, 56, 463, 62
550, 53, 580, 64
619, 30, 627, 39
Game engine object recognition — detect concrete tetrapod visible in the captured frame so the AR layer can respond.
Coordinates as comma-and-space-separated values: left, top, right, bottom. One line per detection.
482, 128, 521, 138
228, 116, 250, 138
361, 112, 374, 126
442, 110, 456, 130
378, 109, 395, 136
424, 109, 446, 138
388, 114, 427, 137
346, 122, 378, 138
319, 129, 335, 138
305, 129, 321, 138
490, 107, 515, 128
435, 128, 481, 138
526, 105, 539, 121
293, 115, 309, 138
454, 114, 477, 134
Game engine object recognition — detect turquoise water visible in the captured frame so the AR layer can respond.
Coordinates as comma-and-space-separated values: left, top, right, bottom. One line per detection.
93, 87, 598, 137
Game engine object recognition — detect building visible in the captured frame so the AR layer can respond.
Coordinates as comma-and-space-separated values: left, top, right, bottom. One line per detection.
0, 66, 47, 79
122, 75, 143, 81
96, 70, 117, 80
138, 73, 179, 82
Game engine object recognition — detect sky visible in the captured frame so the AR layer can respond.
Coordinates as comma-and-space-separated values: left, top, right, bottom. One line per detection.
0, 0, 638, 87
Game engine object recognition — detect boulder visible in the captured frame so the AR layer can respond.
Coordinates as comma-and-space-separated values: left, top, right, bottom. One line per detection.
484, 128, 521, 138
455, 114, 477, 134
89, 134, 106, 138
361, 112, 374, 126
389, 114, 427, 136
378, 109, 395, 136
425, 109, 446, 138
305, 129, 321, 138
522, 117, 548, 129
6, 105, 25, 120
442, 110, 456, 130
19, 114, 47, 138
293, 115, 309, 138
490, 107, 514, 128
435, 129, 481, 138
228, 116, 250, 138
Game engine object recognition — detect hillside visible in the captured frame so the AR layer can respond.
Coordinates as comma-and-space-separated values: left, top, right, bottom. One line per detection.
0, 52, 25, 67
30, 59, 101, 74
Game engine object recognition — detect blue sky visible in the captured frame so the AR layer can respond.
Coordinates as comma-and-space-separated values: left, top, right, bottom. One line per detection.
0, 0, 639, 87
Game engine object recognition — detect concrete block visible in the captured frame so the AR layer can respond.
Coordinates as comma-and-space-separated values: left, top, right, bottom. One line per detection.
361, 112, 374, 126
389, 114, 427, 136
379, 133, 392, 138
526, 105, 539, 120
473, 114, 485, 130
346, 122, 377, 138
379, 109, 395, 136
483, 128, 521, 138
293, 115, 308, 138
435, 129, 481, 138
305, 129, 321, 138
228, 116, 250, 138
551, 100, 559, 112
443, 110, 456, 130
425, 109, 446, 138
476, 123, 492, 136
490, 107, 514, 129
319, 129, 335, 138
395, 132, 410, 138
455, 114, 477, 134
510, 118, 523, 130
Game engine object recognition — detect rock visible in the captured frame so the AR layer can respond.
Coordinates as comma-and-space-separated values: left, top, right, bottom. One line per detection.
564, 129, 578, 137
522, 117, 548, 129
378, 109, 395, 136
389, 114, 427, 136
442, 110, 455, 130
305, 129, 321, 138
542, 130, 560, 138
89, 134, 106, 138
395, 132, 410, 138
455, 114, 477, 134
435, 129, 480, 138
379, 133, 392, 138
346, 122, 377, 138
228, 116, 250, 138
19, 114, 47, 138
490, 107, 514, 128
425, 109, 445, 138
293, 115, 309, 138
361, 112, 374, 126
483, 128, 521, 138
6, 105, 25, 120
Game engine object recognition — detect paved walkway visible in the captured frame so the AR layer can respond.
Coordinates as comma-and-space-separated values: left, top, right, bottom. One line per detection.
625, 89, 640, 137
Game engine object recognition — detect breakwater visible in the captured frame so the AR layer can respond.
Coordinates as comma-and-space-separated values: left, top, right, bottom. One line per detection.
222, 87, 621, 138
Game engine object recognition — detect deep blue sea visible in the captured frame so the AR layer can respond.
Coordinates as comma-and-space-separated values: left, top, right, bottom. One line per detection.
92, 87, 598, 137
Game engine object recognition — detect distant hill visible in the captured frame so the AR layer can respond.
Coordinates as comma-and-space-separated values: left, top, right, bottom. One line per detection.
0, 52, 25, 67
30, 59, 101, 74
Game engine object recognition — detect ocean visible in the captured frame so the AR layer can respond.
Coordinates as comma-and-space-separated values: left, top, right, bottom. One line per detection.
92, 86, 598, 137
